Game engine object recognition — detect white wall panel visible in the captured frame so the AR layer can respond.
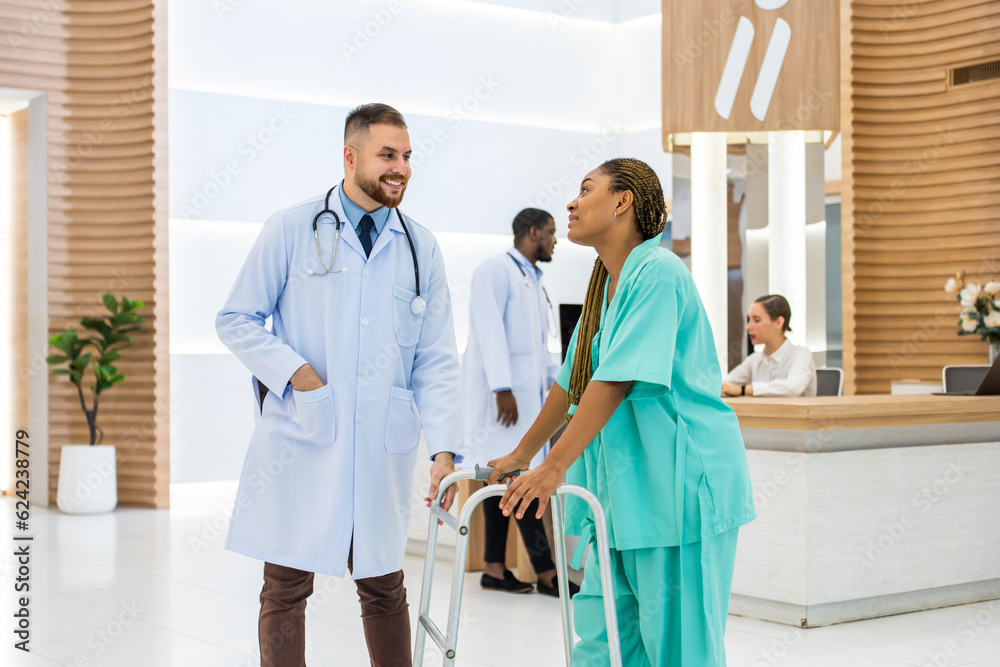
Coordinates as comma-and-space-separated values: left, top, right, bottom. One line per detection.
169, 90, 646, 231
168, 0, 616, 132
170, 354, 255, 483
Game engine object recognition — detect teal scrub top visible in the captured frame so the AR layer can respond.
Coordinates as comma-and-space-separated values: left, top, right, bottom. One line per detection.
557, 238, 756, 551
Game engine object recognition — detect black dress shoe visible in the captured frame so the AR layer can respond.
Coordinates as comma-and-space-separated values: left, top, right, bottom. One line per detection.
480, 569, 534, 594
536, 575, 580, 598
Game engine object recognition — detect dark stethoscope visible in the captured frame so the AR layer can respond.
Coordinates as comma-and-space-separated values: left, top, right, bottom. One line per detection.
506, 252, 557, 338
309, 185, 425, 315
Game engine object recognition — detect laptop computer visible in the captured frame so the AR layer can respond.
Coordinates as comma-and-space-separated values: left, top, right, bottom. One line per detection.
934, 356, 1000, 396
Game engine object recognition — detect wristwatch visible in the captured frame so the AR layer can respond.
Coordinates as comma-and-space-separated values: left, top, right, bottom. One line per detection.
740, 384, 746, 396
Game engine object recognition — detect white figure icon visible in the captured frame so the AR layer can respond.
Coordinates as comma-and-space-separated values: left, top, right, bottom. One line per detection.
715, 0, 792, 122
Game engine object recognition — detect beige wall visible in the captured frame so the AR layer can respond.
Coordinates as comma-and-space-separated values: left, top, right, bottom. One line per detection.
0, 0, 170, 507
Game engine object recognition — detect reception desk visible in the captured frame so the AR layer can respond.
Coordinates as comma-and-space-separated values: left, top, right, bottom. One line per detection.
726, 395, 1000, 627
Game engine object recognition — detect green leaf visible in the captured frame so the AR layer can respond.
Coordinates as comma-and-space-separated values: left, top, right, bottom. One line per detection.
80, 318, 111, 338
52, 369, 70, 376
73, 353, 92, 369
46, 354, 68, 365
109, 375, 125, 385
102, 293, 118, 315
100, 351, 121, 365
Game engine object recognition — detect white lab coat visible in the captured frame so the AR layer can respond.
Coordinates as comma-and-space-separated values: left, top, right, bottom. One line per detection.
216, 190, 463, 579
461, 250, 559, 468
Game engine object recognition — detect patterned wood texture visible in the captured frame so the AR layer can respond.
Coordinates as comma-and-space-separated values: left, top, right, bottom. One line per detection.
844, 0, 1000, 394
0, 0, 169, 507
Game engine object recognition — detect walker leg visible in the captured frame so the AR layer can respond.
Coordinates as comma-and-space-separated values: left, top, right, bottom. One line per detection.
558, 485, 623, 667
442, 517, 472, 667
413, 510, 441, 666
549, 494, 574, 666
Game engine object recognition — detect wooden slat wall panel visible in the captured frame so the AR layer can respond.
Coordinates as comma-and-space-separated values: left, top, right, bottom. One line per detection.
0, 0, 168, 507
844, 0, 1000, 394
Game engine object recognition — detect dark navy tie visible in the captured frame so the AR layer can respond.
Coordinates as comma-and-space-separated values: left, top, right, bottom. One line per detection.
358, 214, 374, 257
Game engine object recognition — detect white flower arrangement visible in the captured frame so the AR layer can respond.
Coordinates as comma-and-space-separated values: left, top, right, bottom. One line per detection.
945, 271, 1000, 345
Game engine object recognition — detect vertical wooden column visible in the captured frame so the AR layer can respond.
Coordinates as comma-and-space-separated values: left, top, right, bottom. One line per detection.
0, 0, 170, 507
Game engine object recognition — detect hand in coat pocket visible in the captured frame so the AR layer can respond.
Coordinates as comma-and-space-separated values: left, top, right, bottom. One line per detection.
281, 384, 337, 446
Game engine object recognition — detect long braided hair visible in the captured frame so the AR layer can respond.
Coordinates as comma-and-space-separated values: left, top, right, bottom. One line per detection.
566, 158, 667, 417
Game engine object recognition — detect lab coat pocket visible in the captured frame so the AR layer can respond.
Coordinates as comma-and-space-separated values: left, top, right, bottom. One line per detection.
393, 284, 424, 348
280, 384, 337, 446
385, 386, 421, 454
508, 353, 537, 390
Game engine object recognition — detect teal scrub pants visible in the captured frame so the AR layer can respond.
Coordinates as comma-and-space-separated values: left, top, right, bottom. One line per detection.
571, 528, 739, 667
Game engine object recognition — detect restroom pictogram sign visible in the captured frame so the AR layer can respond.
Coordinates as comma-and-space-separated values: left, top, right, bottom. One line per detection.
661, 0, 839, 139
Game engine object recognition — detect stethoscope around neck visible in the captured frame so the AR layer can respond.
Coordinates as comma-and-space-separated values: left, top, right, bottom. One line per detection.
506, 251, 557, 338
309, 185, 425, 315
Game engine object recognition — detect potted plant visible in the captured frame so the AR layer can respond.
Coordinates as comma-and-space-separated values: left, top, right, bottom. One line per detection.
944, 273, 1000, 364
46, 294, 146, 514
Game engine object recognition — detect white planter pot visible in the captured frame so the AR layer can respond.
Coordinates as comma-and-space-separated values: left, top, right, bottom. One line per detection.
57, 445, 118, 514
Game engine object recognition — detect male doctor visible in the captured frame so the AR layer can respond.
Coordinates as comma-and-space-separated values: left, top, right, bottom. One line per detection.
217, 103, 462, 667
463, 209, 576, 597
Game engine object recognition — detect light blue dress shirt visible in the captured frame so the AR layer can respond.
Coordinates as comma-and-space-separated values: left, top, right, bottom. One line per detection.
338, 181, 390, 250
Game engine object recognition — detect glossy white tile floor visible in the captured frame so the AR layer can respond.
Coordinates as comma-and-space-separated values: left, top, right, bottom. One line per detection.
3, 483, 1000, 666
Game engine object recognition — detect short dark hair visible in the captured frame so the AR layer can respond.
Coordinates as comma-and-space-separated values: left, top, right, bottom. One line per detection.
344, 103, 407, 144
512, 208, 553, 241
754, 294, 792, 333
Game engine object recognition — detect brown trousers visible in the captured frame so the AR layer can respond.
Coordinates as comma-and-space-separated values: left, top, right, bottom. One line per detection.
258, 546, 411, 667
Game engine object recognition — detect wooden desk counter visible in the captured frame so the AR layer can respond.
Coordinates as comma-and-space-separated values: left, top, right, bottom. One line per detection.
727, 394, 1000, 627
725, 395, 1000, 431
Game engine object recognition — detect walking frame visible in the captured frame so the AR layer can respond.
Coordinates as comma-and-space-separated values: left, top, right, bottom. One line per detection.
413, 465, 623, 667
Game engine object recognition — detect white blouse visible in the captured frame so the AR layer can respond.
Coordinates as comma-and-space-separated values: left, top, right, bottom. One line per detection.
726, 340, 817, 397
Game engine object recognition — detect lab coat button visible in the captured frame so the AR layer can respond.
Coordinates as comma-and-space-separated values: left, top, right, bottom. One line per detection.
364, 269, 370, 277
359, 366, 367, 374
356, 415, 364, 423
361, 317, 369, 326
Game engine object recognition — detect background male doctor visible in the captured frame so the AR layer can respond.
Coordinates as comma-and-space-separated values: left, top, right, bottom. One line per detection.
462, 209, 576, 597
217, 103, 462, 667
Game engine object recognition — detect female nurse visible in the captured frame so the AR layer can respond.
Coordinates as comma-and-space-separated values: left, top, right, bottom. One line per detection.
488, 158, 756, 666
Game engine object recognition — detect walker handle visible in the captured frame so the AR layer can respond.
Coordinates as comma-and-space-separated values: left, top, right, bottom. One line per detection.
474, 464, 523, 483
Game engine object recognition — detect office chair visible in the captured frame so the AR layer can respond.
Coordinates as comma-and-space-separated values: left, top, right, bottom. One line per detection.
941, 365, 990, 394
816, 368, 844, 397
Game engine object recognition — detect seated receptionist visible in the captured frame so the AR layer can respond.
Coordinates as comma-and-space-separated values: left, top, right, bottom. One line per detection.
722, 294, 817, 397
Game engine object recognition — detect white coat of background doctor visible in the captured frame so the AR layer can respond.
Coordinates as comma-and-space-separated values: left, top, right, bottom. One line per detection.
462, 211, 560, 469
461, 209, 566, 596
216, 104, 461, 666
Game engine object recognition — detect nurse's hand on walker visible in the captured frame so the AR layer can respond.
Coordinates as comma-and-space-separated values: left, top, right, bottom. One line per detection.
496, 462, 564, 520
485, 451, 531, 486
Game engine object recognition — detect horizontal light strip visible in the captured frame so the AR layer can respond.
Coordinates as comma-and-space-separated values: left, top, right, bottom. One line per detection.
169, 84, 619, 136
